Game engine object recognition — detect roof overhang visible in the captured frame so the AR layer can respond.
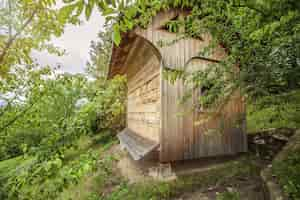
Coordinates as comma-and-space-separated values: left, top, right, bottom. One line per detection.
108, 32, 162, 79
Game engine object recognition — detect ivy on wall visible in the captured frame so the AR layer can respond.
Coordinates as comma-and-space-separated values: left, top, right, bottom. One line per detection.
62, 0, 300, 106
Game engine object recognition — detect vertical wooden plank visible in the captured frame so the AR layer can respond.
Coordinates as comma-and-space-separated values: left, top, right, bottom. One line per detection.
159, 62, 164, 162
131, 9, 248, 162
175, 33, 181, 160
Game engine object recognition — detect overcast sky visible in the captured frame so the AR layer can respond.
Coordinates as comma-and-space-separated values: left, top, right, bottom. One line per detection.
32, 8, 105, 75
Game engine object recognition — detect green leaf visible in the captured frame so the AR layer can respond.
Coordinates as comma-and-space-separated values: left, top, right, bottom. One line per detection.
59, 3, 76, 19
85, 0, 95, 20
75, 0, 84, 17
97, 0, 107, 11
102, 7, 115, 16
124, 18, 134, 29
113, 24, 121, 46
111, 0, 117, 8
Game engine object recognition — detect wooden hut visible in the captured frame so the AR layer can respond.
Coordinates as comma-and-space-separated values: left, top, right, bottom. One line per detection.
109, 9, 247, 163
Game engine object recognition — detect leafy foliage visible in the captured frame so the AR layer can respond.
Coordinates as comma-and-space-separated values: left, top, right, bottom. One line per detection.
0, 0, 77, 77
65, 0, 300, 106
90, 76, 126, 132
89, 158, 259, 200
0, 73, 126, 199
0, 0, 127, 198
0, 70, 87, 160
217, 190, 241, 200
0, 0, 299, 199
86, 24, 113, 79
2, 151, 98, 200
247, 90, 300, 132
272, 149, 300, 200
76, 75, 126, 135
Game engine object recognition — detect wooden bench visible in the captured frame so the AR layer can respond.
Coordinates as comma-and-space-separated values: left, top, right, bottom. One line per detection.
117, 128, 159, 160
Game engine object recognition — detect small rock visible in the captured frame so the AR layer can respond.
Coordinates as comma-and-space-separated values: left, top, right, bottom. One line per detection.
254, 138, 266, 145
272, 134, 289, 142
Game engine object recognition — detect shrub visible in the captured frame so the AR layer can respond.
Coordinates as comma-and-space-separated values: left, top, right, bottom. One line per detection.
247, 90, 300, 132
86, 75, 126, 134
217, 190, 241, 200
272, 149, 300, 200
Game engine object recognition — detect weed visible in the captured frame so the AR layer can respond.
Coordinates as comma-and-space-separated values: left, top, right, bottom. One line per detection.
216, 189, 241, 200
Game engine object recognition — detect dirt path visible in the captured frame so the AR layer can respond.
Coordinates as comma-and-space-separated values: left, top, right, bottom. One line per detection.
113, 128, 296, 200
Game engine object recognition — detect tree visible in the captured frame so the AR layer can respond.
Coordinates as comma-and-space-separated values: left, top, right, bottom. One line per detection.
64, 0, 300, 104
0, 1, 126, 199
0, 0, 78, 77
0, 0, 82, 142
86, 24, 113, 79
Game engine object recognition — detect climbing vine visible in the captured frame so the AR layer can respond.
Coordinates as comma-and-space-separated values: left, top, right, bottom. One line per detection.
63, 0, 300, 106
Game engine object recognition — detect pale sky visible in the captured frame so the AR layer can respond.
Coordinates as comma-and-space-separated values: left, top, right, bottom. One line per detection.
33, 8, 105, 75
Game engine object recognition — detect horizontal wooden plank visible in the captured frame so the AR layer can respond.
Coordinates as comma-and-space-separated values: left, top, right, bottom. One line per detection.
118, 128, 159, 160
128, 103, 160, 113
128, 112, 160, 124
128, 120, 160, 142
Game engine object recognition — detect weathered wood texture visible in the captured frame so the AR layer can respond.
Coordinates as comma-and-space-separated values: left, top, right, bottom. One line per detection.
160, 58, 247, 162
126, 38, 161, 142
133, 9, 225, 70
109, 9, 247, 162
118, 128, 159, 161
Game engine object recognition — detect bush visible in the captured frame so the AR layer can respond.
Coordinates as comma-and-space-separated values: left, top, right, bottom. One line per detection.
0, 74, 126, 199
2, 151, 98, 200
86, 75, 126, 134
247, 90, 300, 132
217, 190, 240, 200
272, 149, 300, 200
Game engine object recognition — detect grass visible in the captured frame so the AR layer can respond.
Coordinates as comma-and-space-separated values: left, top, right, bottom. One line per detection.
0, 133, 109, 180
0, 156, 24, 177
247, 90, 300, 199
60, 133, 118, 200
61, 155, 260, 200
271, 130, 300, 200
272, 149, 300, 200
0, 134, 259, 200
0, 154, 34, 199
108, 159, 258, 200
216, 190, 241, 200
1, 91, 299, 199
0, 131, 117, 200
247, 90, 300, 133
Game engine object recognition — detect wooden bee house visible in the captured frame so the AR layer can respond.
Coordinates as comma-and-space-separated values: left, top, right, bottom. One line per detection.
109, 9, 247, 163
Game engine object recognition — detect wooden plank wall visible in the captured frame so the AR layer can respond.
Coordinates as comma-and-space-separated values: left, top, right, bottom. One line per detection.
159, 58, 247, 162
126, 41, 161, 142
133, 9, 247, 162
134, 9, 210, 70
185, 59, 247, 160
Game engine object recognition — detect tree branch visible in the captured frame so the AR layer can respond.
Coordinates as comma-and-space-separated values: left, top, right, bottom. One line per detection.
0, 89, 46, 133
0, 9, 38, 64
0, 102, 35, 133
231, 4, 267, 17
0, 97, 15, 118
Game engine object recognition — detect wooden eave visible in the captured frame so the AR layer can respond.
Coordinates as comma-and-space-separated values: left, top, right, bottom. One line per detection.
108, 31, 162, 79
108, 32, 136, 78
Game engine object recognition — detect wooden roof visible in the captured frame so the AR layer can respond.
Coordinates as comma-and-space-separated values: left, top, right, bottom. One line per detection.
108, 8, 229, 80
108, 31, 162, 78
109, 32, 135, 78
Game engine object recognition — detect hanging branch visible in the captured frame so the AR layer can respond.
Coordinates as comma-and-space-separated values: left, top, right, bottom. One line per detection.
0, 9, 38, 65
0, 89, 47, 133
0, 97, 16, 118
0, 102, 36, 133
